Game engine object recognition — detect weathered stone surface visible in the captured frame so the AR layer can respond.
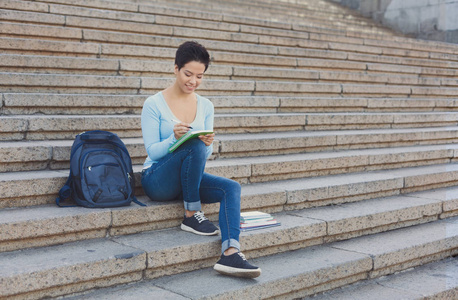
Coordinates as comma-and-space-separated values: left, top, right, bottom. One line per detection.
0, 8, 65, 25
41, 0, 138, 12
0, 21, 82, 39
83, 29, 178, 47
241, 24, 309, 39
214, 113, 305, 133
0, 0, 49, 12
210, 96, 280, 113
310, 255, 458, 299
0, 141, 50, 164
255, 81, 341, 94
0, 116, 27, 134
367, 63, 421, 75
332, 218, 458, 277
375, 257, 458, 299
212, 51, 297, 66
0, 169, 66, 199
233, 66, 319, 80
66, 283, 189, 300
0, 37, 100, 55
50, 4, 155, 23
297, 58, 366, 70
278, 47, 347, 60
279, 97, 367, 112
307, 281, 420, 300
328, 42, 383, 54
0, 54, 118, 72
0, 205, 111, 252
342, 84, 411, 96
285, 172, 403, 207
100, 43, 175, 59
149, 246, 371, 299
0, 73, 141, 89
297, 195, 442, 238
410, 187, 458, 218
223, 14, 291, 30
0, 239, 146, 298
412, 86, 458, 97
3, 93, 144, 112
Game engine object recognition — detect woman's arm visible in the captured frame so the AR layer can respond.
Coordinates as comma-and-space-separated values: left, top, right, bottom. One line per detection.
141, 97, 176, 161
201, 101, 214, 159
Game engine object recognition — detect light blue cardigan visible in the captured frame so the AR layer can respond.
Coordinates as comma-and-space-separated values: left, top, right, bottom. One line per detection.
141, 92, 214, 169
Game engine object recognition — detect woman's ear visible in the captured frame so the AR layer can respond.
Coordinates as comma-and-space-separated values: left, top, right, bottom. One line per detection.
174, 65, 179, 75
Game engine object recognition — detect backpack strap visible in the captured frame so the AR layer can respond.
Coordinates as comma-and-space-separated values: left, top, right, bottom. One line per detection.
55, 176, 77, 207
132, 196, 146, 207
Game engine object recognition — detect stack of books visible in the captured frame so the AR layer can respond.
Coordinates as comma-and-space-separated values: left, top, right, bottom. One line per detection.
240, 211, 280, 231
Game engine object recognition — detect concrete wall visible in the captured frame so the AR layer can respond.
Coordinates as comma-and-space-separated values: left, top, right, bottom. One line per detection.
330, 0, 458, 43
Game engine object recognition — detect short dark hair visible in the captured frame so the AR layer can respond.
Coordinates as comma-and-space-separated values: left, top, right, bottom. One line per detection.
175, 41, 210, 72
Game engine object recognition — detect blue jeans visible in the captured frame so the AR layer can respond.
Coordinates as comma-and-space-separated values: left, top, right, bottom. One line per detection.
141, 139, 241, 253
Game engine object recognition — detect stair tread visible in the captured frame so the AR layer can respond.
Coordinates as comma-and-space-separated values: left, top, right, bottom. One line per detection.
307, 257, 458, 300
2, 53, 457, 76
1, 164, 457, 253
43, 217, 457, 300
1, 142, 458, 177
140, 217, 458, 299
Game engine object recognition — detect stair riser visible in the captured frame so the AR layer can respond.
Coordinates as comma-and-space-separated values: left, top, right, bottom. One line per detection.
4, 94, 458, 115
2, 210, 456, 299
2, 170, 457, 254
0, 15, 452, 60
3, 57, 456, 87
219, 131, 458, 158
4, 114, 458, 142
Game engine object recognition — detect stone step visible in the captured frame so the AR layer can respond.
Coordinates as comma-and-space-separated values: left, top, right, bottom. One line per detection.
1, 10, 457, 62
4, 215, 454, 299
3, 127, 458, 174
3, 94, 457, 115
0, 72, 254, 95
4, 72, 458, 97
3, 145, 458, 211
3, 0, 458, 57
0, 1, 406, 47
2, 0, 396, 38
214, 126, 458, 158
306, 257, 457, 300
65, 258, 458, 299
2, 54, 457, 87
162, 0, 377, 27
4, 111, 458, 141
117, 218, 458, 299
3, 37, 458, 75
1, 178, 456, 254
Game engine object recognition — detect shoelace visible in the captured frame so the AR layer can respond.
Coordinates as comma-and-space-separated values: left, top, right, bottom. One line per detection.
194, 211, 208, 223
237, 252, 247, 261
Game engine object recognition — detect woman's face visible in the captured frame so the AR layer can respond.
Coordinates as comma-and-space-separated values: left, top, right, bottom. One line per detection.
174, 61, 206, 94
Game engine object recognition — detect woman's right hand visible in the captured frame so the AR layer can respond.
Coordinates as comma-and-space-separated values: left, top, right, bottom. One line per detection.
173, 122, 192, 139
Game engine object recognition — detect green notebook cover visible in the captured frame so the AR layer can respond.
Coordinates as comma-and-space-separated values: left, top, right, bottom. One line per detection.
168, 130, 214, 153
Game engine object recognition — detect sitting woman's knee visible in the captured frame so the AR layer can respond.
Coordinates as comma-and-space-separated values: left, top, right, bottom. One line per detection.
226, 178, 241, 196
183, 138, 207, 152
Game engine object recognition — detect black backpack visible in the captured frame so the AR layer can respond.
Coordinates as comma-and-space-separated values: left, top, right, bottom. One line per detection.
56, 130, 145, 208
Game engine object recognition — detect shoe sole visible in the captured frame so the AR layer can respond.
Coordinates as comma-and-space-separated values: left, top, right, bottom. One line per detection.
181, 223, 219, 236
213, 263, 262, 279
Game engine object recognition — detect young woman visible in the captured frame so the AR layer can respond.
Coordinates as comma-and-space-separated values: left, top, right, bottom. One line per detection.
141, 41, 261, 278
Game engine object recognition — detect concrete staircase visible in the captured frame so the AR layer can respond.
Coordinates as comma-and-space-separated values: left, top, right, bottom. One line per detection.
0, 0, 457, 299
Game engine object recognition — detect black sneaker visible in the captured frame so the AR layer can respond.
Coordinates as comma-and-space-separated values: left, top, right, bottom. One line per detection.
181, 211, 219, 236
214, 252, 261, 278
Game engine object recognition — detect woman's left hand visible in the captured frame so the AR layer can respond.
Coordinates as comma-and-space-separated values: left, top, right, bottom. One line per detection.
199, 133, 215, 146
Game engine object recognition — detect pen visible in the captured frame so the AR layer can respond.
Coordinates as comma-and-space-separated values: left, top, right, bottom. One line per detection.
171, 119, 193, 129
